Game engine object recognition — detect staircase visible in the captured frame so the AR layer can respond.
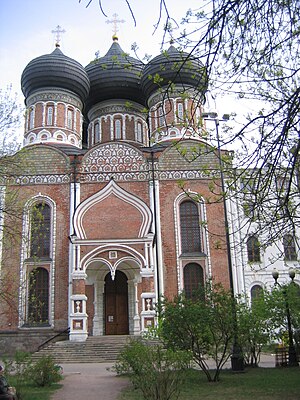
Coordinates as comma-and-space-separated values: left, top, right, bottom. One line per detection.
31, 335, 137, 363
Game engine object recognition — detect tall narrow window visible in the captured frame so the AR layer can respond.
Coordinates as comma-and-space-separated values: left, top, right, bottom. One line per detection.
115, 119, 122, 139
29, 108, 34, 129
67, 109, 73, 129
250, 285, 263, 304
177, 103, 184, 120
30, 203, 51, 258
137, 122, 143, 143
247, 235, 260, 262
283, 234, 297, 261
28, 267, 49, 325
184, 263, 204, 299
46, 106, 54, 125
180, 200, 201, 253
158, 104, 164, 127
94, 122, 100, 143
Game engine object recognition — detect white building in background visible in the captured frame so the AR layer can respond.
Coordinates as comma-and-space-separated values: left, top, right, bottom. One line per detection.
228, 168, 300, 300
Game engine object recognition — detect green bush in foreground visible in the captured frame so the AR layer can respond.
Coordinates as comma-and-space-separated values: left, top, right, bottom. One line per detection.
115, 340, 191, 400
26, 356, 63, 387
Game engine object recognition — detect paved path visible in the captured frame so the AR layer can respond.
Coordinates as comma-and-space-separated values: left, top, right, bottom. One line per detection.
50, 363, 129, 400
50, 354, 276, 400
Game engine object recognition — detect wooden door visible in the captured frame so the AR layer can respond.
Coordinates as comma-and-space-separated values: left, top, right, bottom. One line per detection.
105, 270, 129, 335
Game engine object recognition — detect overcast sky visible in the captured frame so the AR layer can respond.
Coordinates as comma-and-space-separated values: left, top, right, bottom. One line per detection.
0, 0, 253, 146
0, 0, 202, 100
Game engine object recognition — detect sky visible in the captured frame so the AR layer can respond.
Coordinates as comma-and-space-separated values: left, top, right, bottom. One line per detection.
0, 0, 202, 99
0, 0, 251, 145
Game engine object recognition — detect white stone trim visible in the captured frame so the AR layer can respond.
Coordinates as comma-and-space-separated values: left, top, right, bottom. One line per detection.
74, 179, 152, 239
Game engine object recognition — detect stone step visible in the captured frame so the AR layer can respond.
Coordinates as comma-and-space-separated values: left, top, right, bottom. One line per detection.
31, 335, 155, 363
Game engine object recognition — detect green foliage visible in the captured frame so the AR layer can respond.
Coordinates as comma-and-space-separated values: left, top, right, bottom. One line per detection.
26, 356, 62, 387
115, 339, 190, 400
237, 292, 273, 367
159, 282, 236, 382
3, 350, 32, 399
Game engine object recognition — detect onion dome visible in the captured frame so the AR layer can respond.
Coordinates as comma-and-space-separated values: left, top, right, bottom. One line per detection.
141, 45, 208, 100
21, 45, 90, 102
85, 38, 146, 108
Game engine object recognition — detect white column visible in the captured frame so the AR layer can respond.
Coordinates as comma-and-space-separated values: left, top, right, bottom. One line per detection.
68, 182, 81, 334
149, 180, 164, 299
93, 280, 104, 336
133, 277, 141, 334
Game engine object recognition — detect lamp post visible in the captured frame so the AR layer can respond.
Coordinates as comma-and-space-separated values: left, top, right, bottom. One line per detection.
272, 268, 298, 367
202, 112, 244, 372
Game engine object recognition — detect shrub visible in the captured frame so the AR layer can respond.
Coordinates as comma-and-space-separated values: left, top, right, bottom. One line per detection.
3, 350, 32, 399
27, 356, 62, 387
115, 340, 191, 400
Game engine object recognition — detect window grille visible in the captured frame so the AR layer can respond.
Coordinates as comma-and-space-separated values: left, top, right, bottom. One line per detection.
283, 234, 297, 261
30, 203, 51, 258
28, 267, 49, 324
247, 235, 260, 262
180, 200, 201, 253
184, 263, 204, 299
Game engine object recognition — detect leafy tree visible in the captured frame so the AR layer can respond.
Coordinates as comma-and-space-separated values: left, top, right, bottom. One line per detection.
0, 86, 26, 323
0, 85, 22, 156
266, 283, 300, 347
115, 340, 190, 400
237, 292, 274, 367
158, 282, 236, 382
80, 0, 300, 249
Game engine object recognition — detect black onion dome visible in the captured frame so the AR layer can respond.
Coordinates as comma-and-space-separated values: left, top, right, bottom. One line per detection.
141, 45, 208, 99
85, 39, 146, 108
21, 46, 90, 102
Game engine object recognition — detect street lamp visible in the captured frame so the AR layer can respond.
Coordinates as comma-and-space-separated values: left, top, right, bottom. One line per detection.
272, 268, 298, 367
202, 112, 244, 372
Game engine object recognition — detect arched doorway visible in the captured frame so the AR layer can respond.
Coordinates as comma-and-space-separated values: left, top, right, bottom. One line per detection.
104, 270, 129, 335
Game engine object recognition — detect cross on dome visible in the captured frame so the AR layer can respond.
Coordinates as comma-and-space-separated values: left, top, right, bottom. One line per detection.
51, 25, 66, 47
106, 13, 125, 40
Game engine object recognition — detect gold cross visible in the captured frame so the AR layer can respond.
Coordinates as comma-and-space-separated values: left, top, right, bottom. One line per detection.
106, 13, 125, 37
51, 25, 66, 47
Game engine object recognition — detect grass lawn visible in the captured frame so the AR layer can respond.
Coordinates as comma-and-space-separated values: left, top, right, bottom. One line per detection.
118, 367, 300, 400
8, 376, 62, 400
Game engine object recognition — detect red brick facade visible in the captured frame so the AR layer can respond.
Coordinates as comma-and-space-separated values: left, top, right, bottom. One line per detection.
0, 39, 230, 352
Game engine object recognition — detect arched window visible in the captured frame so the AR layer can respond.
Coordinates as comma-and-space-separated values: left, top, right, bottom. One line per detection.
137, 122, 143, 143
94, 122, 100, 143
283, 234, 297, 261
180, 200, 201, 253
46, 106, 54, 125
177, 103, 184, 120
67, 109, 73, 129
250, 285, 263, 303
247, 235, 260, 262
30, 203, 51, 258
29, 108, 34, 129
158, 104, 164, 127
28, 267, 49, 325
115, 119, 122, 139
184, 263, 204, 299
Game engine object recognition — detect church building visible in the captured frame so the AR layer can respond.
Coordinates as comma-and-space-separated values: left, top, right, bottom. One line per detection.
0, 27, 298, 354
0, 31, 232, 352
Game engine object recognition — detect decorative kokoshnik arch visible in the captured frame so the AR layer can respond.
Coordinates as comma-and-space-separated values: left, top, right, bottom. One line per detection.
73, 178, 153, 239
